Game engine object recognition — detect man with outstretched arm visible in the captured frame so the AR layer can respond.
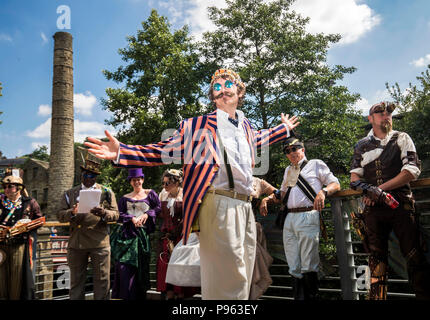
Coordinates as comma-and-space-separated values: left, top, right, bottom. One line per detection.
85, 68, 299, 300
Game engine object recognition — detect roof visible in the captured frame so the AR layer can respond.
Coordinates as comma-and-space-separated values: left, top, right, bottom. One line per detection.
0, 158, 26, 166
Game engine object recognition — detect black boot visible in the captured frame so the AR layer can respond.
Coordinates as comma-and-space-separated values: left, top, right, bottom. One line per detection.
303, 272, 319, 300
292, 276, 306, 300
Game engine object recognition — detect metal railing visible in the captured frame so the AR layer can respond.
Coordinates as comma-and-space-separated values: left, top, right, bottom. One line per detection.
32, 178, 430, 300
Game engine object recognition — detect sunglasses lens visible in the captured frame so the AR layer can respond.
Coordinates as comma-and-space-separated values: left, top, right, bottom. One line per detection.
225, 80, 234, 88
213, 83, 222, 91
84, 173, 96, 179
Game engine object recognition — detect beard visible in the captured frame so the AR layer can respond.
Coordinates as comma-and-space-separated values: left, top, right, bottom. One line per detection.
380, 121, 392, 133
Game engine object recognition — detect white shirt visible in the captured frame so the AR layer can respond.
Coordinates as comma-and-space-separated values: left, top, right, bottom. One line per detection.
280, 157, 339, 209
211, 109, 254, 195
349, 129, 421, 179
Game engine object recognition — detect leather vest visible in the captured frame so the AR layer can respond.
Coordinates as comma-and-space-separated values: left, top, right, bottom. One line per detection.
358, 133, 411, 197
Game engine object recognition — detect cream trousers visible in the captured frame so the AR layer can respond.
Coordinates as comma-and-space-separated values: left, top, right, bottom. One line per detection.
283, 210, 320, 279
199, 192, 257, 300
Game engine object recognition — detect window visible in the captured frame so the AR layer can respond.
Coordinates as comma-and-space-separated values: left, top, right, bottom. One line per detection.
33, 167, 39, 179
32, 190, 38, 200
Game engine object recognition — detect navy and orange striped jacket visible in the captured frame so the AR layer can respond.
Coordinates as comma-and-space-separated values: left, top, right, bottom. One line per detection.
116, 110, 290, 244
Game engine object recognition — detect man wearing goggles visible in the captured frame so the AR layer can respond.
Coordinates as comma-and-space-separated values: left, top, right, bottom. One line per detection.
350, 101, 430, 300
260, 136, 340, 300
57, 158, 119, 300
85, 68, 300, 299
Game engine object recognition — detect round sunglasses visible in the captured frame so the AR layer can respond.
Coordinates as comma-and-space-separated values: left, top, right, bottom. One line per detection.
213, 80, 235, 92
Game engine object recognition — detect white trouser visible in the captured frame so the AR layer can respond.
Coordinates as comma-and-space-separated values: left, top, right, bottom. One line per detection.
283, 209, 320, 279
199, 192, 257, 300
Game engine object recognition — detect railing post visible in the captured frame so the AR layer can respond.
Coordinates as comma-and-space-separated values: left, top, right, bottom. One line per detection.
331, 198, 359, 300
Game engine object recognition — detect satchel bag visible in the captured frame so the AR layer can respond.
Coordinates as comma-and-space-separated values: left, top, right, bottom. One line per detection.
165, 232, 201, 287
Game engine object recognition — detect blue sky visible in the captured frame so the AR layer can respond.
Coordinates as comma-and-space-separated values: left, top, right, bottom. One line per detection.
1, 0, 430, 158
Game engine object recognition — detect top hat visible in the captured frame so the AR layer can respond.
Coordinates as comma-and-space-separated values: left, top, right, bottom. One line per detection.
127, 168, 145, 181
80, 159, 101, 175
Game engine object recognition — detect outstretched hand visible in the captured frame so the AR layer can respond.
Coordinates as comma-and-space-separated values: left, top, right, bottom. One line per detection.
281, 113, 300, 132
84, 130, 120, 161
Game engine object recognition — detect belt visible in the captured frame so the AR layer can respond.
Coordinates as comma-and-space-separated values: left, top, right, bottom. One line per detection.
208, 189, 253, 202
288, 206, 315, 213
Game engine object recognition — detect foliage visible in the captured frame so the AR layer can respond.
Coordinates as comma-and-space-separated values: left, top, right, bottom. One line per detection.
386, 64, 430, 159
101, 9, 210, 193
24, 145, 50, 162
199, 0, 363, 187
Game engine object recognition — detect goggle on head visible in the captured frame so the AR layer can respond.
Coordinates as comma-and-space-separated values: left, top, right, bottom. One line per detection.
370, 101, 396, 115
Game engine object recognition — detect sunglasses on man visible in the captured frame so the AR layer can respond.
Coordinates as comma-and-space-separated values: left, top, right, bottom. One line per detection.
284, 146, 302, 154
2, 184, 17, 189
371, 103, 396, 114
213, 80, 235, 92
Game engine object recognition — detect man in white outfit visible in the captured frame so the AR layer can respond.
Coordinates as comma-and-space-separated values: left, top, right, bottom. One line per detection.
260, 136, 340, 299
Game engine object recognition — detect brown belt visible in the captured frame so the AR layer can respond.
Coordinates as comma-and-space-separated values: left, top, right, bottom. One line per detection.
288, 206, 315, 213
208, 189, 253, 202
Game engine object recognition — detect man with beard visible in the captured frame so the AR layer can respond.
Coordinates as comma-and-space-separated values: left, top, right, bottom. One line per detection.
84, 68, 300, 299
350, 101, 430, 300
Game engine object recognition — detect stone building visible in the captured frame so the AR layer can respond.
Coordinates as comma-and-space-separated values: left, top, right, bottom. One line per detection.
22, 158, 50, 212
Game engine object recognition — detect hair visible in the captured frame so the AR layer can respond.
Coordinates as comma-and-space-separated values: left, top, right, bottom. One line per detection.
208, 74, 246, 108
162, 169, 183, 185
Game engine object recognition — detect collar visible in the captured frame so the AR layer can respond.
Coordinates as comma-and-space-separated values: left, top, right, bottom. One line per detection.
217, 108, 245, 125
367, 129, 398, 143
81, 183, 97, 190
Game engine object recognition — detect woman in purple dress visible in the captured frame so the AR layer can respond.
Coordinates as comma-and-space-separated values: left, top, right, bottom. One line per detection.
111, 168, 160, 300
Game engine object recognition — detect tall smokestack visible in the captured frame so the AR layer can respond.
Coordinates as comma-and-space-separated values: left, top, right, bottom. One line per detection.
47, 31, 74, 220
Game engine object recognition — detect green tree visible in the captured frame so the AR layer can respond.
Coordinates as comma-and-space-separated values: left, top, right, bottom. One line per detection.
387, 64, 430, 159
199, 0, 363, 187
24, 145, 50, 162
101, 10, 209, 192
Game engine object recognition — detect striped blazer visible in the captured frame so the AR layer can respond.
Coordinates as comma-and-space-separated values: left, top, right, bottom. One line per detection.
116, 110, 289, 244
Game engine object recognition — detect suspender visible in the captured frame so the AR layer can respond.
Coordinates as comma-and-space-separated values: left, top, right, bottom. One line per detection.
218, 135, 235, 190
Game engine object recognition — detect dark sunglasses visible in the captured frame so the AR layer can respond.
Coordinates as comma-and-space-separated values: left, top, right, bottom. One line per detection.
83, 173, 97, 179
3, 184, 17, 189
163, 181, 171, 186
284, 146, 302, 154
371, 104, 395, 114
213, 80, 235, 92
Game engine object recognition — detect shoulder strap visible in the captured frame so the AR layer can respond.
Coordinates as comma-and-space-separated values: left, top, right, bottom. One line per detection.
282, 160, 308, 206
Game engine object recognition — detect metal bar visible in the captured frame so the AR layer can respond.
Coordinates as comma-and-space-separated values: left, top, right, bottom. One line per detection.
331, 198, 358, 300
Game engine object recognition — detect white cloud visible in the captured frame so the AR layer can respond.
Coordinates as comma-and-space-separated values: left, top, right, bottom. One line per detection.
27, 118, 51, 139
38, 104, 51, 116
291, 0, 381, 45
154, 0, 379, 44
410, 54, 430, 68
0, 33, 12, 42
74, 91, 97, 116
31, 142, 50, 153
26, 117, 116, 143
353, 97, 370, 115
354, 89, 395, 115
40, 32, 48, 44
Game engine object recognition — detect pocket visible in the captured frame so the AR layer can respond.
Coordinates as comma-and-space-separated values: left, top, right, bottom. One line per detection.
302, 211, 319, 227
